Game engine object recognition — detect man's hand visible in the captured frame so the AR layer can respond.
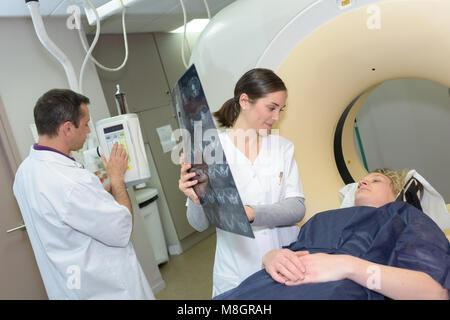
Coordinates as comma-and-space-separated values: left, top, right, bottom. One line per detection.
101, 142, 132, 214
101, 143, 128, 183
94, 170, 110, 192
103, 184, 112, 194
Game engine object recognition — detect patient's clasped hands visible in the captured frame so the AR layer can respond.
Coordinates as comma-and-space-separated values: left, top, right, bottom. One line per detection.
263, 249, 352, 286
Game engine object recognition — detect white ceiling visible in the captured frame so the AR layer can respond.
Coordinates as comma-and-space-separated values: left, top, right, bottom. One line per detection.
0, 0, 236, 33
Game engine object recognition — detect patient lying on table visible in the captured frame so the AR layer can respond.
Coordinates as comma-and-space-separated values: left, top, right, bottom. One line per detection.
216, 169, 449, 300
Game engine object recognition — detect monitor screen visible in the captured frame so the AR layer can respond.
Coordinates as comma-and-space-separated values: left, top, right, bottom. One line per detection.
103, 124, 124, 134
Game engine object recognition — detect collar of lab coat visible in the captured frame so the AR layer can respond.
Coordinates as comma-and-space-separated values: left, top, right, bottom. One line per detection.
29, 146, 84, 169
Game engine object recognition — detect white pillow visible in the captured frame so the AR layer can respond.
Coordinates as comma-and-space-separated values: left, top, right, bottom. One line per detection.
338, 170, 450, 230
338, 182, 358, 209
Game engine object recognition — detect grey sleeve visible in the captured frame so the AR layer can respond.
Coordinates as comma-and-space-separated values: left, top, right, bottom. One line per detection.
250, 197, 306, 228
186, 198, 210, 232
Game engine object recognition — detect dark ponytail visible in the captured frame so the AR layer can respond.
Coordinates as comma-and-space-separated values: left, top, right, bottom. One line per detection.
213, 68, 287, 128
214, 97, 239, 128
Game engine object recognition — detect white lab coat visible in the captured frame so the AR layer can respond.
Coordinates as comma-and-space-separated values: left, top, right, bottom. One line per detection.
211, 132, 304, 296
13, 146, 154, 300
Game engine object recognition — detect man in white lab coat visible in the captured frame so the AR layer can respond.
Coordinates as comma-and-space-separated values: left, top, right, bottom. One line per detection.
13, 89, 154, 299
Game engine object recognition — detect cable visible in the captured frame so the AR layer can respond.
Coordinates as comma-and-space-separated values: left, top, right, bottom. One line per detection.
179, 0, 189, 68
78, 0, 129, 72
203, 0, 211, 19
179, 0, 212, 68
78, 0, 101, 93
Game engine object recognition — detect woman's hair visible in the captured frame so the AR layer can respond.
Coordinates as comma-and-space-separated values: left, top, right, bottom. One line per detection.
371, 168, 410, 196
213, 68, 287, 128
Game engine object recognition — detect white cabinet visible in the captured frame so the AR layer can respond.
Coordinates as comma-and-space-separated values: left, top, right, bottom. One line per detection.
135, 188, 169, 265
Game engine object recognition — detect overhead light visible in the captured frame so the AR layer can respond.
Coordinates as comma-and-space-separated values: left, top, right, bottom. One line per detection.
170, 19, 210, 33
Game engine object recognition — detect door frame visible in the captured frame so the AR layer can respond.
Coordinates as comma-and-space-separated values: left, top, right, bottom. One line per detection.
0, 95, 22, 173
0, 95, 48, 299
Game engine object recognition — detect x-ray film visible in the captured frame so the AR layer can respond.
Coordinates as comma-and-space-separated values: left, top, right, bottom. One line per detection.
172, 64, 254, 238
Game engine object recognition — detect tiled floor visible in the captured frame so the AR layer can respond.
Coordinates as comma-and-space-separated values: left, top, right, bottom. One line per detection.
155, 233, 216, 300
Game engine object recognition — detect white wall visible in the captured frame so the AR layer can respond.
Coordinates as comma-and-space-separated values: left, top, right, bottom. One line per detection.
0, 17, 110, 160
356, 79, 450, 202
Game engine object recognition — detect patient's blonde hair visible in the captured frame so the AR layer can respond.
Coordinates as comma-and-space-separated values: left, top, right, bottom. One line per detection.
371, 168, 410, 196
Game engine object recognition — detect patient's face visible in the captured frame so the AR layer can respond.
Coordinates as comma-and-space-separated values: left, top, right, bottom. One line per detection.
355, 173, 396, 208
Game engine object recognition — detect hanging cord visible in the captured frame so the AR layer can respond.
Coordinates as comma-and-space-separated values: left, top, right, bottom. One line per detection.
179, 0, 211, 68
78, 0, 129, 93
79, 0, 129, 72
78, 0, 101, 93
179, 0, 189, 68
203, 0, 211, 19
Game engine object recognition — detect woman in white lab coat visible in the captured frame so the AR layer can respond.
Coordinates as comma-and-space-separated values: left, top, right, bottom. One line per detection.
179, 68, 306, 297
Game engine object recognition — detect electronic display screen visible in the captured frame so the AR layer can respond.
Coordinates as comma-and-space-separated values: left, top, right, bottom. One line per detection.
103, 124, 124, 134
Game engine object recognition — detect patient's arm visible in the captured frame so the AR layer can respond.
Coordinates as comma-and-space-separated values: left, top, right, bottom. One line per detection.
262, 249, 309, 283
283, 253, 448, 300
344, 256, 449, 300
